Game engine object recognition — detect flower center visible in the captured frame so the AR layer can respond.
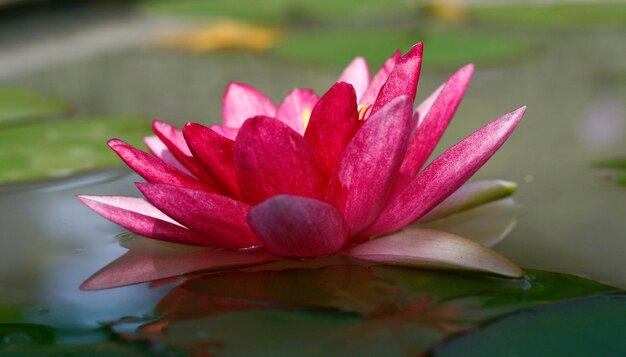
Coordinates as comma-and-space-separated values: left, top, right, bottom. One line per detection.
358, 103, 372, 120
302, 108, 312, 129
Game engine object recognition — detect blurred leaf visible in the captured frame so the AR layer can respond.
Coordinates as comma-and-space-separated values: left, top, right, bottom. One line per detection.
594, 157, 626, 170
0, 116, 151, 184
274, 28, 534, 70
471, 4, 626, 29
434, 295, 626, 356
0, 89, 70, 128
132, 265, 619, 355
143, 0, 413, 26
156, 20, 281, 53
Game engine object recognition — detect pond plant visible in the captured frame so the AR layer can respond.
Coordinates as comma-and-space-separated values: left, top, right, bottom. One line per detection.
78, 42, 527, 289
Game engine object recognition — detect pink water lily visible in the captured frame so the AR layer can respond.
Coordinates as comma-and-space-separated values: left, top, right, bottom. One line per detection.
79, 43, 526, 290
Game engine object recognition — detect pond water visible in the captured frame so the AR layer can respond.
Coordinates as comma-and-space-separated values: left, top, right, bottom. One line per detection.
0, 3, 625, 354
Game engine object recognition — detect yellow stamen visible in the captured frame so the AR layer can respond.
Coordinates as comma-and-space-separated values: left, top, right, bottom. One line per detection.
358, 103, 372, 120
302, 108, 312, 129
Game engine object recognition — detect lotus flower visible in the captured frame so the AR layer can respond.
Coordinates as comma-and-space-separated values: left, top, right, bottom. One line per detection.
79, 42, 526, 289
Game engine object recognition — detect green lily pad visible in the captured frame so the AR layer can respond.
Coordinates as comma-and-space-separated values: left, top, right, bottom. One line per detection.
594, 157, 626, 170
0, 116, 152, 184
471, 4, 626, 29
123, 265, 619, 356
273, 28, 534, 70
143, 0, 413, 25
434, 295, 626, 356
0, 88, 71, 128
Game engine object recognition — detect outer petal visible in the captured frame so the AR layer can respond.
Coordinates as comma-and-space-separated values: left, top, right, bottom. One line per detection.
414, 84, 443, 127
137, 183, 260, 249
210, 125, 239, 140
234, 116, 326, 204
370, 42, 423, 115
303, 82, 360, 175
417, 197, 518, 248
152, 120, 219, 186
247, 195, 348, 258
396, 64, 474, 190
418, 180, 517, 223
338, 56, 370, 102
222, 82, 276, 128
144, 135, 194, 176
108, 139, 215, 193
275, 88, 318, 134
364, 106, 526, 237
361, 49, 401, 105
81, 237, 279, 290
325, 96, 413, 236
347, 228, 523, 278
184, 123, 240, 197
77, 195, 210, 246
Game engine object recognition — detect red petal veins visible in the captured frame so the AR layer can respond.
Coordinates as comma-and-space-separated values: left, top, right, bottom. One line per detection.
247, 195, 348, 258
234, 116, 327, 204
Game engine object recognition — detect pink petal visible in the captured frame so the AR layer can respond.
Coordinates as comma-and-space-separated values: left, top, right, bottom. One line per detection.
234, 116, 326, 204
275, 88, 318, 134
108, 139, 215, 193
222, 82, 276, 128
247, 195, 348, 258
370, 43, 423, 115
364, 106, 527, 237
347, 228, 524, 278
417, 197, 518, 248
325, 96, 414, 236
338, 56, 370, 102
152, 120, 219, 186
77, 195, 211, 246
394, 64, 474, 190
210, 125, 239, 140
303, 82, 360, 175
418, 180, 517, 223
183, 123, 240, 197
414, 84, 444, 127
144, 136, 194, 176
137, 183, 261, 249
81, 238, 279, 290
361, 49, 401, 105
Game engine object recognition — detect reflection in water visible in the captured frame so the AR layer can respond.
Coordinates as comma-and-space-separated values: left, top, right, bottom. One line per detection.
0, 170, 169, 328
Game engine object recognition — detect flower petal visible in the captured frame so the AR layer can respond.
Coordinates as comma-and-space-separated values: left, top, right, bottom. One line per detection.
347, 228, 523, 278
210, 125, 239, 140
338, 56, 370, 102
223, 82, 276, 128
364, 106, 526, 237
183, 122, 240, 197
417, 197, 518, 247
81, 237, 279, 290
275, 88, 318, 134
144, 136, 194, 176
418, 180, 517, 223
370, 42, 423, 115
234, 116, 326, 204
361, 49, 401, 105
247, 195, 348, 258
326, 96, 413, 236
303, 82, 360, 175
137, 183, 260, 249
108, 139, 215, 193
77, 195, 211, 246
152, 120, 220, 186
396, 64, 474, 189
